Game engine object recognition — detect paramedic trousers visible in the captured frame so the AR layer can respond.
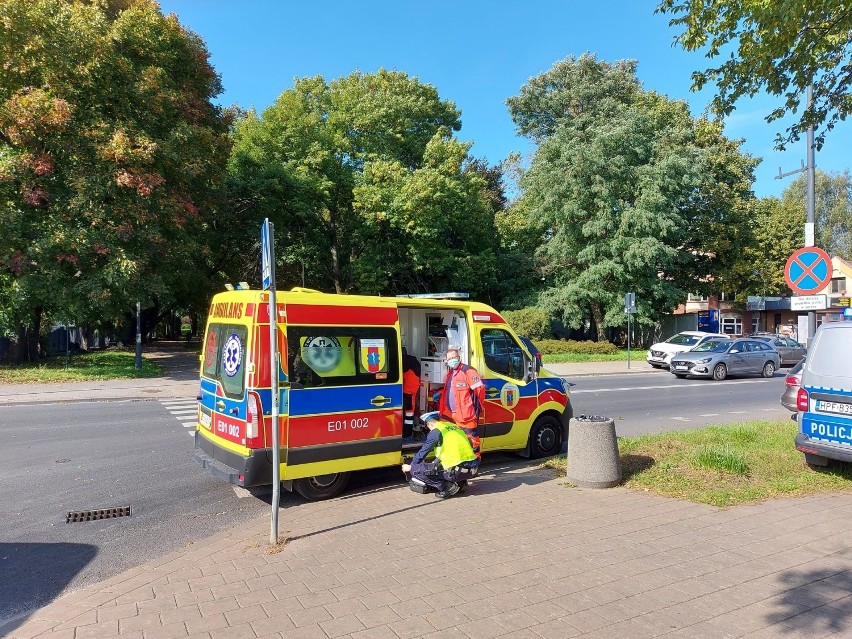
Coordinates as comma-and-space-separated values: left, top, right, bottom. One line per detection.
410, 461, 478, 492
452, 412, 481, 461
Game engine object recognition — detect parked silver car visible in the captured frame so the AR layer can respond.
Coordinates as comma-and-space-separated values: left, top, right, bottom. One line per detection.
780, 358, 805, 411
669, 338, 781, 381
750, 334, 807, 367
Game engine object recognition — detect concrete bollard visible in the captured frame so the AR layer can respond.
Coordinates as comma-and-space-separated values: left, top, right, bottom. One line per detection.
567, 414, 622, 488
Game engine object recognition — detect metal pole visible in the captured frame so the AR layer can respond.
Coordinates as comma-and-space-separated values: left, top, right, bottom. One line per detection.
806, 85, 816, 342
267, 223, 281, 545
627, 312, 631, 369
65, 324, 70, 369
135, 301, 142, 369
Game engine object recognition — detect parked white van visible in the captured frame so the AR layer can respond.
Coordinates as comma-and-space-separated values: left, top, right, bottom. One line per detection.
794, 322, 852, 467
646, 331, 729, 369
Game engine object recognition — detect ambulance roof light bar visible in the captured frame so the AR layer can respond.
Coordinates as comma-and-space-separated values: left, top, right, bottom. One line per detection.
395, 292, 470, 299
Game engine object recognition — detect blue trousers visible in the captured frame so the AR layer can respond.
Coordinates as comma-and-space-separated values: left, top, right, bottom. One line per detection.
410, 460, 478, 491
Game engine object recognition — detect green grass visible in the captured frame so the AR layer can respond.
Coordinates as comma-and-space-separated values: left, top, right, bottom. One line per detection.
544, 420, 852, 507
0, 349, 163, 383
543, 349, 634, 364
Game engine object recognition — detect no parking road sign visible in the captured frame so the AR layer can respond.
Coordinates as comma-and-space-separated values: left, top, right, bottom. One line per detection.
785, 247, 832, 296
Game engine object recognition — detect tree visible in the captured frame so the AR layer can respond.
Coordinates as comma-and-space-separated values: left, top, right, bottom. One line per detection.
0, 0, 230, 359
657, 0, 852, 149
228, 70, 499, 297
507, 54, 758, 341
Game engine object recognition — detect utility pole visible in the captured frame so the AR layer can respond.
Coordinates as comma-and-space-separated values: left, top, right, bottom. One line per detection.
776, 84, 817, 342
805, 85, 817, 341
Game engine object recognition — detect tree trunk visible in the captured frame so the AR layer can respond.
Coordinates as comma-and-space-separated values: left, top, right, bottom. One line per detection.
590, 301, 607, 342
9, 306, 43, 363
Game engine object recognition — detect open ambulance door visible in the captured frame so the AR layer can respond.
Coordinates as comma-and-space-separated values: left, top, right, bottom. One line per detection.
281, 304, 403, 500
477, 326, 540, 453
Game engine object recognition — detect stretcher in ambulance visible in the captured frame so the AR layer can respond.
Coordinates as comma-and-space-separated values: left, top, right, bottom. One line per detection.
193, 288, 572, 500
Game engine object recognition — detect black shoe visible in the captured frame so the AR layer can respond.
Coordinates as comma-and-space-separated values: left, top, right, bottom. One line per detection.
456, 480, 468, 494
436, 483, 460, 499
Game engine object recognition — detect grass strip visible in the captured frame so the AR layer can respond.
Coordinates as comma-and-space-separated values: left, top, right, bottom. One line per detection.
0, 350, 162, 383
544, 419, 852, 507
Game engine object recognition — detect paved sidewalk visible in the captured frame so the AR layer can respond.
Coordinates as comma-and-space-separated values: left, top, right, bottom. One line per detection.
4, 462, 852, 639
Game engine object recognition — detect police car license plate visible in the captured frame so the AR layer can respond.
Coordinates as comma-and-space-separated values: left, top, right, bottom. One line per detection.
817, 400, 852, 416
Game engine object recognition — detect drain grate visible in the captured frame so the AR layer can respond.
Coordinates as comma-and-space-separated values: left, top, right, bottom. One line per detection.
66, 506, 131, 524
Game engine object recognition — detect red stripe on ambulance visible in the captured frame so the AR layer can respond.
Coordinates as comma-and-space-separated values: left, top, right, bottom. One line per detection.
288, 409, 400, 447
286, 304, 398, 326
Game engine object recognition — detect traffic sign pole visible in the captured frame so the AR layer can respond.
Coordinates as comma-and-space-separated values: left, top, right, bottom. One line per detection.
261, 219, 280, 545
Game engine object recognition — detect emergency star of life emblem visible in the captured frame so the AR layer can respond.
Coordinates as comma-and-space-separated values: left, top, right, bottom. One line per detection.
222, 333, 242, 377
303, 336, 342, 373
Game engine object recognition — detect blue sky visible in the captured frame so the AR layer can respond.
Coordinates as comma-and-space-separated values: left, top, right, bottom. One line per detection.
159, 0, 850, 199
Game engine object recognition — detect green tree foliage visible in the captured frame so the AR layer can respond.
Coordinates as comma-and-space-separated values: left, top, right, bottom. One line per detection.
657, 0, 852, 149
507, 54, 758, 340
733, 197, 802, 299
0, 0, 230, 357
499, 307, 551, 340
228, 70, 499, 297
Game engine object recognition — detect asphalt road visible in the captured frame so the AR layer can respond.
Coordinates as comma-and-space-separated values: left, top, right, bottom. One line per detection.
0, 399, 276, 624
567, 369, 793, 436
0, 372, 794, 623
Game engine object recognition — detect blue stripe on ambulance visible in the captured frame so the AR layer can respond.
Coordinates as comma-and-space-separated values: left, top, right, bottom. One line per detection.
288, 384, 403, 417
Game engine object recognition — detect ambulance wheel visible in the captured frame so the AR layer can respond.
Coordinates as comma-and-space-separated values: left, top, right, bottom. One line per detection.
293, 473, 350, 501
529, 415, 562, 459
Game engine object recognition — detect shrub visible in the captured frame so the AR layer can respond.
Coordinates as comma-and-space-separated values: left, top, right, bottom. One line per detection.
500, 307, 551, 340
534, 339, 618, 355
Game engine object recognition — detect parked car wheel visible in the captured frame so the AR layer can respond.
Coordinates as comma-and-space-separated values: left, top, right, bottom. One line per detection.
762, 361, 776, 378
712, 363, 728, 381
804, 452, 829, 468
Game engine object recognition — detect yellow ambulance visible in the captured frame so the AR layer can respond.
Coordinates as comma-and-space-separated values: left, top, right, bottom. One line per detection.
193, 287, 572, 500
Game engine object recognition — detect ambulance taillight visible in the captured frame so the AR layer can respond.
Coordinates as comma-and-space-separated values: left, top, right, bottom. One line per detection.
246, 392, 260, 440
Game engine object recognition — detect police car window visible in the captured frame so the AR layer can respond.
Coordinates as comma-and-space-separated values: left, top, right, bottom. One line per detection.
217, 325, 248, 399
287, 327, 399, 388
480, 328, 524, 380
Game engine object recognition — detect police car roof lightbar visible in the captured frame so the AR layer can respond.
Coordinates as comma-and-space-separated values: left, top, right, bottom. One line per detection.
395, 292, 470, 299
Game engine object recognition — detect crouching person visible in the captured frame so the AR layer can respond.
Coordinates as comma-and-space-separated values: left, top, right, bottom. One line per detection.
402, 411, 479, 499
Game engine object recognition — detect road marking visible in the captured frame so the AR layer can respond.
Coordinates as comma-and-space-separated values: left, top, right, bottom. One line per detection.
671, 416, 690, 422
729, 411, 748, 414
699, 413, 719, 417
160, 399, 199, 435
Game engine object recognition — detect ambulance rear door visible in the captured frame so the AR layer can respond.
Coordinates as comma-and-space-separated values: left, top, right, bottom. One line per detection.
283, 302, 403, 480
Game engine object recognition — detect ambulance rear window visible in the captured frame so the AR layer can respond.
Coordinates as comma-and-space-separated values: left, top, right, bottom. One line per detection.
202, 323, 248, 399
287, 327, 398, 388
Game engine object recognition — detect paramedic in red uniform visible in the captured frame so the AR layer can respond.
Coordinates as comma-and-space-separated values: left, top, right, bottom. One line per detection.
438, 346, 485, 464
401, 347, 421, 438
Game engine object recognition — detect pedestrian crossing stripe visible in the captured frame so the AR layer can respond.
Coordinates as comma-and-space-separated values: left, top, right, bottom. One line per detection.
160, 399, 199, 436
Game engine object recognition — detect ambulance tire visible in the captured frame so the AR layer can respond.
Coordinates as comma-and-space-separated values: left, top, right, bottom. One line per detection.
529, 415, 562, 459
294, 472, 351, 501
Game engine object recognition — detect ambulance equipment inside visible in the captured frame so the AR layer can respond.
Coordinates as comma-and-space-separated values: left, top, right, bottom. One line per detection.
193, 288, 572, 500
